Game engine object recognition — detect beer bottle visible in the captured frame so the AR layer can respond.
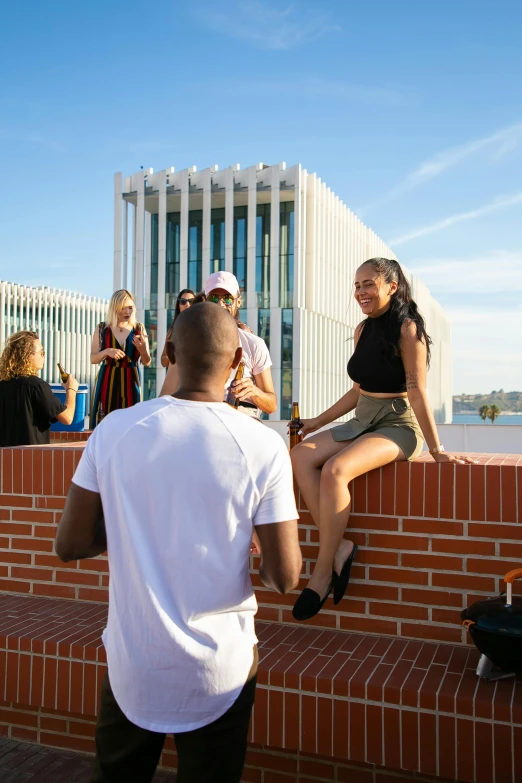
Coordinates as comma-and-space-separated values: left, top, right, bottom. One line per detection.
289, 402, 303, 450
57, 363, 69, 383
96, 402, 105, 427
226, 363, 245, 408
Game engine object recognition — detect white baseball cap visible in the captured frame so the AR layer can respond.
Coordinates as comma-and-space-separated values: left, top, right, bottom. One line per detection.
204, 271, 240, 297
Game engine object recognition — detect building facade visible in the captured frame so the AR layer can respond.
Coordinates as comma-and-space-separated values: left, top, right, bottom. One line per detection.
114, 163, 452, 422
0, 281, 108, 391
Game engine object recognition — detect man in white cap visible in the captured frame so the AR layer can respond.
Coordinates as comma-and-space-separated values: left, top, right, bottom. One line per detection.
161, 271, 276, 419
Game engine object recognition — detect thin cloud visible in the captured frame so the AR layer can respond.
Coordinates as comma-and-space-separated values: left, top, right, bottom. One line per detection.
402, 122, 522, 191
389, 191, 522, 246
195, 1, 340, 50
409, 251, 522, 294
359, 121, 522, 215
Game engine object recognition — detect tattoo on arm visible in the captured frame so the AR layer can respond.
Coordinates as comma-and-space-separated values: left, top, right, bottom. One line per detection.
406, 370, 419, 390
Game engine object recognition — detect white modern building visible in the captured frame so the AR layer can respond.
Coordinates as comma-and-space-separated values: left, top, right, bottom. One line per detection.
114, 162, 452, 421
0, 281, 108, 390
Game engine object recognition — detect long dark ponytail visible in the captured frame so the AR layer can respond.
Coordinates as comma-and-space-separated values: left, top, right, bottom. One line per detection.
362, 257, 432, 366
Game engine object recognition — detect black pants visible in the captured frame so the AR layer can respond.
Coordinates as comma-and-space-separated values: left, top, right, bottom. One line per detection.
92, 656, 257, 783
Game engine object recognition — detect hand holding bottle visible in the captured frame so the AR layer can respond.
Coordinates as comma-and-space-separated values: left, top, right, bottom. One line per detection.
64, 375, 79, 392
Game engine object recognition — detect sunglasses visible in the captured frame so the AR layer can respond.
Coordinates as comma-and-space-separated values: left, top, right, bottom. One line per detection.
207, 294, 237, 307
178, 297, 195, 306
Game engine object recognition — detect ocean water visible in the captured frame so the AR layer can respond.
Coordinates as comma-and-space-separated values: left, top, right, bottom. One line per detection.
452, 413, 522, 426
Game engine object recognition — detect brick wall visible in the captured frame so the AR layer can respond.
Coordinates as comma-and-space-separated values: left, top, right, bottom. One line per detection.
0, 446, 521, 646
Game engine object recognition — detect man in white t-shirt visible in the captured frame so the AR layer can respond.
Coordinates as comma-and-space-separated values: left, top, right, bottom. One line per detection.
160, 272, 276, 420
55, 303, 301, 783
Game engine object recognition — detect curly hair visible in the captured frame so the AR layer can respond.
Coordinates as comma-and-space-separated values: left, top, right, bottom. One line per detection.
0, 331, 40, 381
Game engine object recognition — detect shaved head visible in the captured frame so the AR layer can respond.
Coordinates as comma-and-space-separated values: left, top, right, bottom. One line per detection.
171, 302, 239, 381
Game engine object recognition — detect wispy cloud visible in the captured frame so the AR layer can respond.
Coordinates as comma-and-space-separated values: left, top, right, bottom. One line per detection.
400, 122, 522, 192
408, 250, 522, 294
389, 191, 522, 246
195, 0, 340, 50
359, 121, 522, 216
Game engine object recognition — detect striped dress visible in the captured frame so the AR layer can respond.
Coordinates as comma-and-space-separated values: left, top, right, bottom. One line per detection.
89, 322, 144, 429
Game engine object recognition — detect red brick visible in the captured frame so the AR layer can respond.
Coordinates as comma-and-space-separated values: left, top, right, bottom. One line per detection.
368, 567, 429, 585
402, 518, 463, 536
10, 726, 38, 742
455, 464, 470, 521
0, 522, 33, 536
349, 583, 399, 602
12, 509, 54, 523
501, 465, 517, 523
40, 731, 96, 753
339, 615, 397, 635
485, 464, 501, 523
0, 578, 31, 593
401, 622, 463, 644
368, 533, 429, 550
358, 549, 398, 566
432, 572, 495, 592
369, 602, 428, 621
467, 558, 522, 576
432, 538, 495, 556
56, 571, 101, 586
10, 537, 54, 552
470, 464, 486, 521
77, 587, 109, 602
0, 550, 31, 564
469, 523, 522, 540
401, 552, 463, 571
432, 607, 462, 624
350, 515, 399, 531
0, 494, 33, 507
12, 449, 23, 494
10, 566, 54, 582
33, 583, 76, 599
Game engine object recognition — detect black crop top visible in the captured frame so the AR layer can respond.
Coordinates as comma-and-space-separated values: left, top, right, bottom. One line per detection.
347, 310, 407, 393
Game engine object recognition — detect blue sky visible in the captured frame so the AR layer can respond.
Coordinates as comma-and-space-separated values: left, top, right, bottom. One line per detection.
0, 0, 520, 394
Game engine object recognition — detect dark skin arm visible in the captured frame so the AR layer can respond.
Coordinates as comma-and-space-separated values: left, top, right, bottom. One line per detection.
254, 519, 302, 594
55, 484, 107, 562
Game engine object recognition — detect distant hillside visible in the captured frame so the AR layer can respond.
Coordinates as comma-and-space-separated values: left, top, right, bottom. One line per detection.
453, 390, 522, 414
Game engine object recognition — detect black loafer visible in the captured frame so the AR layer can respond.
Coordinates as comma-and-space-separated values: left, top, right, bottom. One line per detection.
333, 544, 358, 605
292, 576, 334, 621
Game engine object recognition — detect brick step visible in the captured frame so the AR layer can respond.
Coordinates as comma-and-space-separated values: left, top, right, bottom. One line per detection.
1, 592, 521, 782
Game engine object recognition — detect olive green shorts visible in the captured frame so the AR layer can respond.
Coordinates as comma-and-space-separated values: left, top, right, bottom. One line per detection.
330, 393, 424, 461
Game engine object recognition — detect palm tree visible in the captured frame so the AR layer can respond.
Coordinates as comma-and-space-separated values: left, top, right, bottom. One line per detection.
488, 404, 501, 423
479, 405, 489, 422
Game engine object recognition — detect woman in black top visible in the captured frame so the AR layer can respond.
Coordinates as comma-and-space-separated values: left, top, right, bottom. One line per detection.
160, 289, 197, 368
291, 258, 477, 621
0, 331, 79, 447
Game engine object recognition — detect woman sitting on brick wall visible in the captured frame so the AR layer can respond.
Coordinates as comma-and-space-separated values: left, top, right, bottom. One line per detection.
291, 257, 477, 621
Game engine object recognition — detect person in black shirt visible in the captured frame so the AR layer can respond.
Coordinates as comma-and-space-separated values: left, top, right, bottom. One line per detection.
290, 257, 478, 621
0, 331, 79, 447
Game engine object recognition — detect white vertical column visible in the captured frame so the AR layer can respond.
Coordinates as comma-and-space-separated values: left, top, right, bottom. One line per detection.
0, 282, 5, 346
145, 213, 152, 309
246, 165, 257, 329
156, 169, 168, 395
202, 168, 212, 286
269, 164, 281, 420
123, 201, 129, 289
113, 173, 123, 289
179, 170, 189, 289
135, 173, 146, 323
131, 204, 137, 295
225, 165, 238, 274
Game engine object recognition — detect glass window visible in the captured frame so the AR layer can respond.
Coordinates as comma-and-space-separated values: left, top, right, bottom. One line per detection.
150, 214, 159, 310
188, 210, 203, 293
144, 309, 158, 401
258, 308, 270, 352
234, 206, 247, 292
210, 208, 225, 273
166, 212, 180, 309
256, 204, 270, 308
279, 201, 294, 308
281, 308, 293, 420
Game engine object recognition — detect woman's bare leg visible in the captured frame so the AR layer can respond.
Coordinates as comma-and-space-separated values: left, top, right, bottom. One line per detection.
307, 434, 405, 597
291, 431, 349, 525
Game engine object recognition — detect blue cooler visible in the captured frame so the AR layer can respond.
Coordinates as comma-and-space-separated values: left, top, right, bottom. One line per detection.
49, 383, 89, 432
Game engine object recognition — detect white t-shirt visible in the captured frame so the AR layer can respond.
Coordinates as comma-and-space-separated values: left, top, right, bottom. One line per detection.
225, 329, 272, 406
72, 396, 297, 733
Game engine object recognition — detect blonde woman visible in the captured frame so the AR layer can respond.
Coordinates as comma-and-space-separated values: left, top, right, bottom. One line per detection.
0, 331, 79, 446
89, 290, 151, 428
